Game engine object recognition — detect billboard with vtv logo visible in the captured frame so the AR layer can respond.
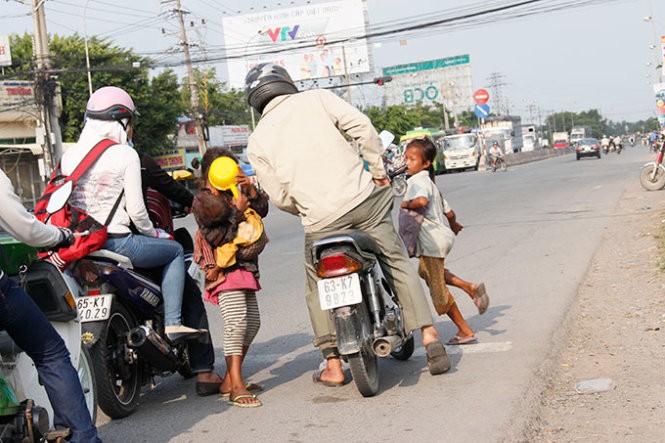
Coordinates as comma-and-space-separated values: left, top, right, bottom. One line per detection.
222, 0, 370, 89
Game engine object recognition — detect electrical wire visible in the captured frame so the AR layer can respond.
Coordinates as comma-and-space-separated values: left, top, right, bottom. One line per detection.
3, 0, 636, 75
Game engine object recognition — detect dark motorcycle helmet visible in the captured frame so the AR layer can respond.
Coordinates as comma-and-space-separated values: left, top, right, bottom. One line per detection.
245, 63, 298, 114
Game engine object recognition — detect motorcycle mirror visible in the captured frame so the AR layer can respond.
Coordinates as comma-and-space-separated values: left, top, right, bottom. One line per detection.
46, 181, 73, 214
379, 130, 395, 152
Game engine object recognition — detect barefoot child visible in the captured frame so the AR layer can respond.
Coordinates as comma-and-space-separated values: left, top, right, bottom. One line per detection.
192, 148, 269, 407
399, 138, 489, 345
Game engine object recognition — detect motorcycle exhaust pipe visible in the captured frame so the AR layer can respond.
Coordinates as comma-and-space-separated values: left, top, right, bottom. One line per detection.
127, 326, 177, 372
372, 335, 404, 357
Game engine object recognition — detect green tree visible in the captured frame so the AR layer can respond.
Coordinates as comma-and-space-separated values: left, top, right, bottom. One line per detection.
181, 67, 252, 127
364, 103, 458, 139
133, 70, 186, 154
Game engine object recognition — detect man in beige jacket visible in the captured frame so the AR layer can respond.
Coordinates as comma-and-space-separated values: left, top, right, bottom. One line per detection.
245, 63, 450, 385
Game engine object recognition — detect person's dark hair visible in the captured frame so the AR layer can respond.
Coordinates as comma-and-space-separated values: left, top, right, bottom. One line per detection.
406, 137, 437, 182
198, 147, 238, 190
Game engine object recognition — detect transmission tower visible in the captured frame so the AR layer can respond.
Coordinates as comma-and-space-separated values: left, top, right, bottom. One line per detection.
486, 72, 508, 115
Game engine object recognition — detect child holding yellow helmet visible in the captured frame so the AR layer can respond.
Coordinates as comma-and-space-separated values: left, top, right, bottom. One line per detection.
192, 148, 269, 408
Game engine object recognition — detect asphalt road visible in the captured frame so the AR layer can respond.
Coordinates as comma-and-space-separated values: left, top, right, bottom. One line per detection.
96, 145, 652, 442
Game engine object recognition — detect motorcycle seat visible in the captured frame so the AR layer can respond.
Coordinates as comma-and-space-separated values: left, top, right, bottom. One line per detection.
314, 229, 381, 256
87, 249, 133, 269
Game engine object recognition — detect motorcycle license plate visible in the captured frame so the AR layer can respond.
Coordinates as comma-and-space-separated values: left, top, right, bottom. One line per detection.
76, 294, 113, 322
317, 274, 362, 310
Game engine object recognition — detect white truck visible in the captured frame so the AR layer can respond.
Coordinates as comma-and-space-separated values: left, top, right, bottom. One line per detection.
480, 115, 523, 153
441, 133, 481, 172
569, 126, 592, 145
521, 124, 539, 152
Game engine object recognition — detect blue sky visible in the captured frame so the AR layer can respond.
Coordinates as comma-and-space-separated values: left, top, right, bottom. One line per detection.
2, 0, 665, 122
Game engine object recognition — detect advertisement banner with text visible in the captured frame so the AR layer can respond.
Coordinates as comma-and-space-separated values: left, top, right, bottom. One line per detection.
222, 0, 370, 89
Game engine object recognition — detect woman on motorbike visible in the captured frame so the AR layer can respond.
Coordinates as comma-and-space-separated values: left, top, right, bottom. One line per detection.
60, 86, 199, 339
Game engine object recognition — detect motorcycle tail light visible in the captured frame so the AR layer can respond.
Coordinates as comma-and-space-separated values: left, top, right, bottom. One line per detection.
72, 260, 115, 285
316, 252, 362, 278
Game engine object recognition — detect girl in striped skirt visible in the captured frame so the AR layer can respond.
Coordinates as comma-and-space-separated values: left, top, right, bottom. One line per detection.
193, 148, 269, 408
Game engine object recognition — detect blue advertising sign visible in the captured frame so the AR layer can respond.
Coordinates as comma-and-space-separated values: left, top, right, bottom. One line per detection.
474, 103, 490, 119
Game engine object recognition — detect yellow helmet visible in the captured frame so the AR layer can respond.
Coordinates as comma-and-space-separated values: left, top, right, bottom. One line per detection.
208, 157, 240, 198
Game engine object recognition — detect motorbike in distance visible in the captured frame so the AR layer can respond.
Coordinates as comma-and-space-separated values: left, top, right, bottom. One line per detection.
490, 156, 507, 172
0, 234, 96, 442
640, 136, 665, 191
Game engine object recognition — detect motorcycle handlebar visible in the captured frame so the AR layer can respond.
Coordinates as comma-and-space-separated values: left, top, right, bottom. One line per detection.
388, 164, 408, 179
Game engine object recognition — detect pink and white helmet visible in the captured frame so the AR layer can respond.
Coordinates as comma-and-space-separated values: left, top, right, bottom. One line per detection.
85, 86, 138, 123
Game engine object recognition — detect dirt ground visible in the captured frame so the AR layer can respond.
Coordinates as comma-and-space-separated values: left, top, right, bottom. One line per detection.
523, 183, 665, 441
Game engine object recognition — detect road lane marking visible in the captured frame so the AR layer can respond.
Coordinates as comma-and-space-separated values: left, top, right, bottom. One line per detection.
248, 341, 513, 365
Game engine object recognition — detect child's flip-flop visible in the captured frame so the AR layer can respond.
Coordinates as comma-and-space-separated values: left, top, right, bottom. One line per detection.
446, 335, 478, 345
473, 283, 490, 315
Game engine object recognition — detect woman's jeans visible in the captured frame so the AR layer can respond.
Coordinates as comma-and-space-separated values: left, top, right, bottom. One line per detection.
0, 271, 100, 443
104, 234, 185, 326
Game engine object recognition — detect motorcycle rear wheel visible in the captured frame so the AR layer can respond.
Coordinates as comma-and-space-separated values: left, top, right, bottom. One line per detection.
348, 345, 379, 397
345, 303, 379, 397
90, 302, 141, 419
640, 165, 665, 191
499, 159, 508, 172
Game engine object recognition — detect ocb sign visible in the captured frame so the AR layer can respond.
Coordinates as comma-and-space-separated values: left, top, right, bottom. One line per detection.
403, 85, 439, 104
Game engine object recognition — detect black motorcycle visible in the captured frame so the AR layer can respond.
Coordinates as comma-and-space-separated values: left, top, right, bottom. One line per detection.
311, 231, 414, 397
68, 190, 198, 419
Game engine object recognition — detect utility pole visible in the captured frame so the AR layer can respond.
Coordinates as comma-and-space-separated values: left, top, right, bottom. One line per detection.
173, 0, 206, 156
32, 0, 63, 177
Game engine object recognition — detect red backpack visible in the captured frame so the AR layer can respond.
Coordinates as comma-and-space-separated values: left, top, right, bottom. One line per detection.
34, 139, 123, 269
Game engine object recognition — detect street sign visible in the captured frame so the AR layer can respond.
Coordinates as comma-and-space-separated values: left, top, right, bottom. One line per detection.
474, 103, 490, 119
473, 88, 489, 105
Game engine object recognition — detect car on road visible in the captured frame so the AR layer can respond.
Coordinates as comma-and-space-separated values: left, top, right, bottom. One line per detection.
575, 137, 601, 160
